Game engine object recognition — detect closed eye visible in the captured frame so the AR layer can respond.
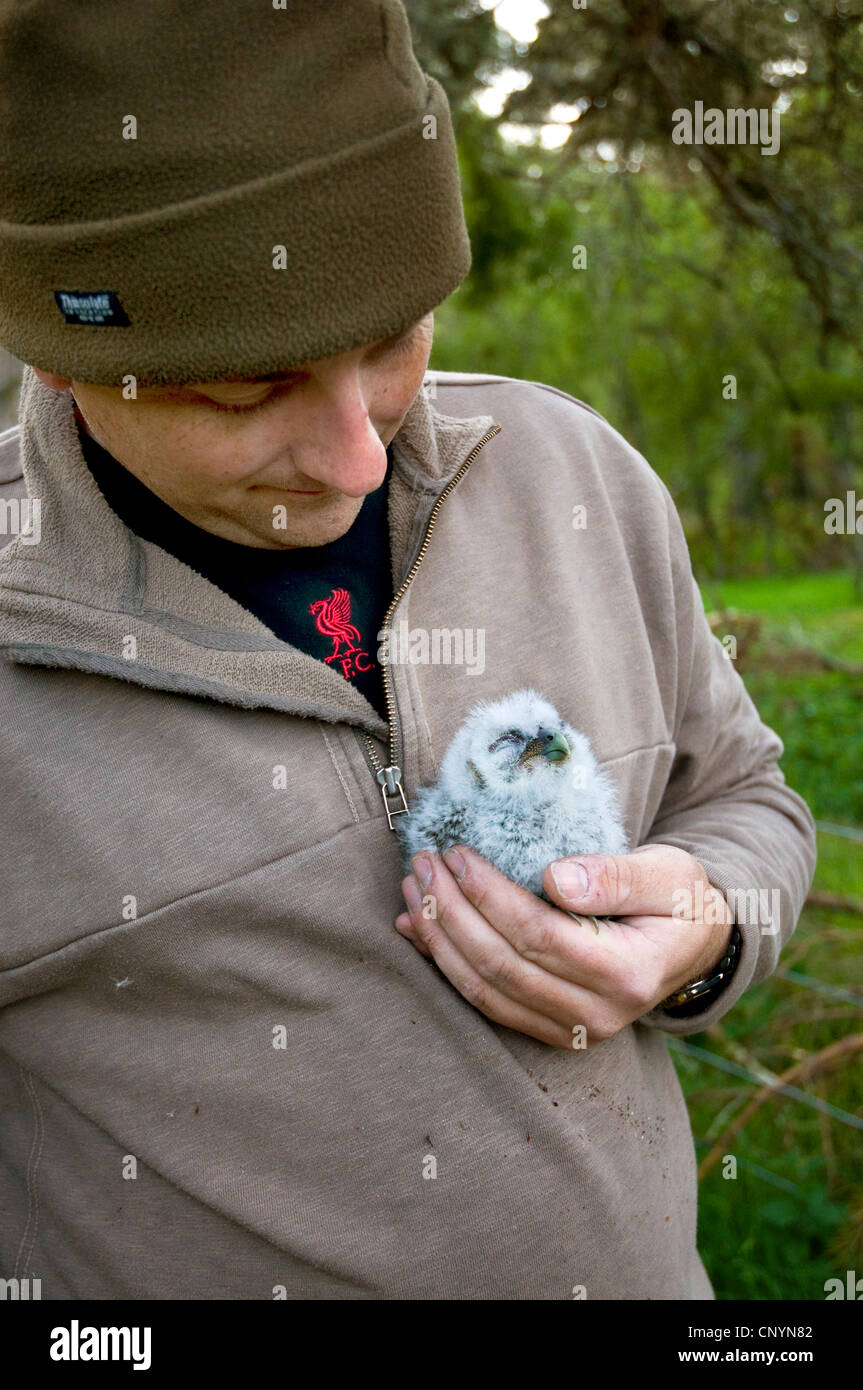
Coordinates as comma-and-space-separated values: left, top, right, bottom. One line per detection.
200, 384, 293, 414
488, 729, 523, 753
198, 326, 418, 414
208, 397, 273, 415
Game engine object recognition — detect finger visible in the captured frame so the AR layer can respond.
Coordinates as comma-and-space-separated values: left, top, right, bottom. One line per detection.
404, 856, 598, 1030
436, 846, 619, 992
394, 909, 433, 958
543, 843, 715, 919
403, 882, 588, 1049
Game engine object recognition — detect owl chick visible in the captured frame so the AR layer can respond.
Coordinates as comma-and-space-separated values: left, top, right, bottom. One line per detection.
395, 688, 629, 930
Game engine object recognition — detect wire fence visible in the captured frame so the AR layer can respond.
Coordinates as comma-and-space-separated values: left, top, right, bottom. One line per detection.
814, 819, 863, 845
691, 1141, 803, 1194
668, 1038, 863, 1135
773, 968, 863, 1010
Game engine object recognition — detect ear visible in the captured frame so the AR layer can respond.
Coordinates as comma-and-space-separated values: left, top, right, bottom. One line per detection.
467, 758, 486, 789
30, 367, 74, 392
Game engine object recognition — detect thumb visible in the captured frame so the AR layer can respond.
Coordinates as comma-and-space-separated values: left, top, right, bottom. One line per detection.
543, 844, 694, 917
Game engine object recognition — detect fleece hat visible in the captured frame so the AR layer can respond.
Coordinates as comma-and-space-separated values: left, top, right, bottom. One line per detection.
0, 0, 471, 386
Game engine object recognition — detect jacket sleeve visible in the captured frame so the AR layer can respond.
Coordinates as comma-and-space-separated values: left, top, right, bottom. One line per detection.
637, 478, 818, 1036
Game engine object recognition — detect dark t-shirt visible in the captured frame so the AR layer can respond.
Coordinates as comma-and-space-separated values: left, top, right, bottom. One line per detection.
77, 422, 394, 720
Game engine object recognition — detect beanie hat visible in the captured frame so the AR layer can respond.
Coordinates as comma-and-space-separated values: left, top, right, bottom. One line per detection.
0, 0, 471, 386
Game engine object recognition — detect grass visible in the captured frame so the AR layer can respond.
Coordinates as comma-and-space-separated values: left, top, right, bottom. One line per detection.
701, 570, 863, 826
702, 570, 861, 621
675, 568, 863, 1299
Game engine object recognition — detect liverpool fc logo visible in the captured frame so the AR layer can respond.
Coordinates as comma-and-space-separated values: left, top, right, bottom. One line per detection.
309, 587, 376, 680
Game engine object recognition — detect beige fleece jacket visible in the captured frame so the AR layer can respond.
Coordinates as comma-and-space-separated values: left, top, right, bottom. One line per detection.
0, 366, 816, 1299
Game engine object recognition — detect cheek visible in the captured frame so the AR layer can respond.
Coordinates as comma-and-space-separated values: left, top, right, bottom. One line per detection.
74, 391, 270, 496
149, 413, 271, 489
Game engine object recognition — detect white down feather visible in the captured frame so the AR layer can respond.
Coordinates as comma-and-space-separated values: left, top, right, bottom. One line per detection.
396, 687, 629, 898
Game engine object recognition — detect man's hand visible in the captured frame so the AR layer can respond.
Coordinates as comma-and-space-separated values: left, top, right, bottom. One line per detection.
394, 843, 734, 1049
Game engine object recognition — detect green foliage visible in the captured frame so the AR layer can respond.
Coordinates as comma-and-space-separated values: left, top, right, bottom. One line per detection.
693, 1149, 849, 1299
408, 0, 863, 583
503, 0, 863, 346
403, 0, 511, 117
431, 159, 863, 579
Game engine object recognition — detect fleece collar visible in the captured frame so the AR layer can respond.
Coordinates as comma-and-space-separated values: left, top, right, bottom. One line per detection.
0, 366, 496, 740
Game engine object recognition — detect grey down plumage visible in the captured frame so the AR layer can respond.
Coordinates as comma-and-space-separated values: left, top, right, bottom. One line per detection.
396, 688, 629, 906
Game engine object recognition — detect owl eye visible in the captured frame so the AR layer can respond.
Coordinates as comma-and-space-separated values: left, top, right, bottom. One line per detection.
488, 729, 523, 753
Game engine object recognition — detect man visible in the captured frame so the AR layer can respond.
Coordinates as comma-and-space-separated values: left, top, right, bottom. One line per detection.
0, 0, 815, 1299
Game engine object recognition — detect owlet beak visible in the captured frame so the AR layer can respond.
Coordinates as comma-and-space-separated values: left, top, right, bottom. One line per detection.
518, 730, 571, 765
543, 731, 571, 763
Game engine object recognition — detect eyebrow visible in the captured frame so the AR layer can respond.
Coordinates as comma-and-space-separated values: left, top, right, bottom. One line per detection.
223, 370, 297, 385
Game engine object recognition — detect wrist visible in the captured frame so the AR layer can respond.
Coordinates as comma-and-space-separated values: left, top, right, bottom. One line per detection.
686, 917, 736, 982
659, 921, 742, 1016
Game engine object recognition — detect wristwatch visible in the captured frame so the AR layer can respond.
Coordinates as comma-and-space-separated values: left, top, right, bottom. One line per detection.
659, 922, 743, 1017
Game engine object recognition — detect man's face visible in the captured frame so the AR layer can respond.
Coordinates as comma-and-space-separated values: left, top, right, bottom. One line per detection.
32, 312, 435, 549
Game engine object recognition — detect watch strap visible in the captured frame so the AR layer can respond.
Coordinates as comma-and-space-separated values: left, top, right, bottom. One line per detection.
660, 922, 742, 1016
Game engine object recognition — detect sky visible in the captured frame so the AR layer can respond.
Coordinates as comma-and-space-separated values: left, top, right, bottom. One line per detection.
477, 0, 576, 148
481, 0, 549, 44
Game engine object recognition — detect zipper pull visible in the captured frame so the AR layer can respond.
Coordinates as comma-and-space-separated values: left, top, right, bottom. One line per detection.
376, 764, 409, 830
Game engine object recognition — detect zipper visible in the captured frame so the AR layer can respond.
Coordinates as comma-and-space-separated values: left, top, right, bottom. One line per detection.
353, 423, 502, 828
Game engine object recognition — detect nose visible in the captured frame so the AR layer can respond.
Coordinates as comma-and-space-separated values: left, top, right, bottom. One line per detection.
289, 371, 388, 498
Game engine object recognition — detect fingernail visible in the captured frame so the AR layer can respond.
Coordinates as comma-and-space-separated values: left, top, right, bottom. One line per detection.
442, 846, 466, 881
550, 860, 590, 901
412, 853, 433, 889
403, 875, 422, 913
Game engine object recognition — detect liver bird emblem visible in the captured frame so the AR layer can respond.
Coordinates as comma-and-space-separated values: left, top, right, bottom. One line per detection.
308, 587, 375, 678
